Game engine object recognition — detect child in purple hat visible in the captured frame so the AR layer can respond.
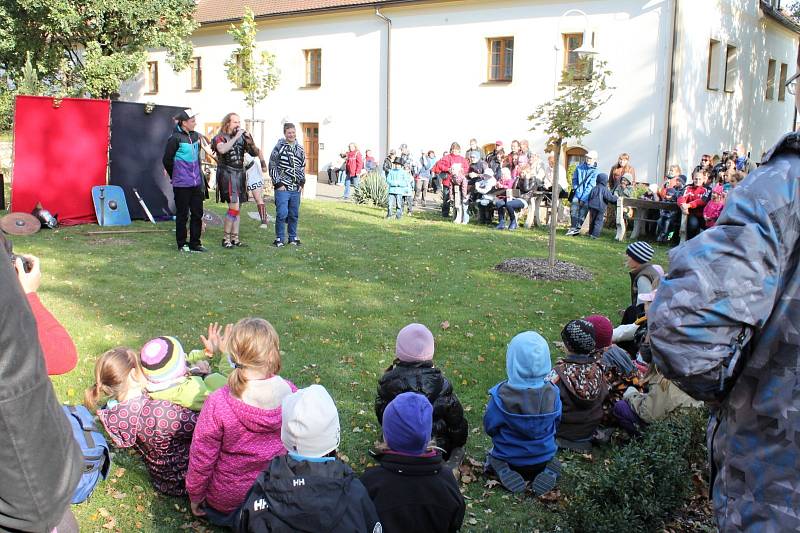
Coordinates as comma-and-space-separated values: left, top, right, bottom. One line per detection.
375, 324, 468, 466
361, 392, 465, 533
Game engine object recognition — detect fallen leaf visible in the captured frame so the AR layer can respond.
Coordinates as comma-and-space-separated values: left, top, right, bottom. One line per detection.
114, 467, 126, 478
440, 320, 450, 330
468, 518, 478, 525
538, 488, 562, 503
485, 479, 500, 488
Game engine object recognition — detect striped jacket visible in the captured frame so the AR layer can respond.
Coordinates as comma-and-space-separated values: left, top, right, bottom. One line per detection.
268, 139, 306, 192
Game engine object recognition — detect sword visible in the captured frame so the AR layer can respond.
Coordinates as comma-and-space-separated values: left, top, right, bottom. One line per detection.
99, 187, 106, 226
132, 188, 156, 224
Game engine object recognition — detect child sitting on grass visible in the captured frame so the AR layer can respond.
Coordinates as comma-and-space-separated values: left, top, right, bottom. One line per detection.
87, 347, 197, 496
187, 317, 297, 527
551, 320, 608, 452
140, 329, 226, 411
361, 392, 465, 533
484, 331, 562, 495
375, 323, 468, 467
237, 385, 382, 532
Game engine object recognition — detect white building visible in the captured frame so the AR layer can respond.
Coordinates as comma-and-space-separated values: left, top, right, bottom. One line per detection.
121, 0, 800, 189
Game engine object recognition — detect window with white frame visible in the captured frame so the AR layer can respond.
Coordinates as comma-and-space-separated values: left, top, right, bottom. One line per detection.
707, 39, 721, 91
724, 44, 738, 93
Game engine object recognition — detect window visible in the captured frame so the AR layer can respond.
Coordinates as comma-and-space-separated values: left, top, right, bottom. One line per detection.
779, 62, 788, 101
707, 39, 721, 90
146, 61, 158, 94
487, 37, 514, 82
724, 44, 738, 93
304, 49, 321, 86
190, 57, 202, 90
563, 33, 592, 81
766, 59, 776, 100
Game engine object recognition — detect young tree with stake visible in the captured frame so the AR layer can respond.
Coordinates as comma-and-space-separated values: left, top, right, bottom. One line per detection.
528, 60, 613, 271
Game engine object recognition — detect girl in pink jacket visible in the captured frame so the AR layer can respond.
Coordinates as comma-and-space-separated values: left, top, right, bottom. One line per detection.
703, 185, 726, 228
186, 318, 296, 525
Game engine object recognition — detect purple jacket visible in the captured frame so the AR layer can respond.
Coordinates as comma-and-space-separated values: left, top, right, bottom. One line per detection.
162, 126, 203, 188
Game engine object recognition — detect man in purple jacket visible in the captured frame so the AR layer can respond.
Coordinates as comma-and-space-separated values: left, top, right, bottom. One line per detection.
163, 109, 207, 252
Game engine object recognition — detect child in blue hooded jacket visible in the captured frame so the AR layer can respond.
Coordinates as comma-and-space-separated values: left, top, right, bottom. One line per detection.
385, 158, 410, 219
483, 331, 562, 495
586, 172, 618, 239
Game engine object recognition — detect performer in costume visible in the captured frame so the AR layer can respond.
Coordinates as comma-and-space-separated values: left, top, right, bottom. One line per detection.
212, 113, 266, 248
244, 152, 269, 229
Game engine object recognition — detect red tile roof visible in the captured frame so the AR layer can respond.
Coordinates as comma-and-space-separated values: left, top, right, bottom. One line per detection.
195, 0, 410, 25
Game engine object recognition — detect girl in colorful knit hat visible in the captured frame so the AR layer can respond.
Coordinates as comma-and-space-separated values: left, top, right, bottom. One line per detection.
186, 317, 297, 527
375, 323, 468, 466
86, 347, 198, 496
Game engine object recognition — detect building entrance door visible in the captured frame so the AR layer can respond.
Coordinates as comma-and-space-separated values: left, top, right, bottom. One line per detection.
301, 123, 319, 176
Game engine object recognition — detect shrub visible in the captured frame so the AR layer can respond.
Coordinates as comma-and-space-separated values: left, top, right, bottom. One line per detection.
353, 170, 387, 207
561, 408, 709, 533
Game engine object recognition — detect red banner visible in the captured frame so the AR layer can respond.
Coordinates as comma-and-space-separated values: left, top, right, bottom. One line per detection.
12, 96, 110, 225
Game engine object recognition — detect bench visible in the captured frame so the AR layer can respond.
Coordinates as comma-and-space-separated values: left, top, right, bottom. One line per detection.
615, 197, 687, 244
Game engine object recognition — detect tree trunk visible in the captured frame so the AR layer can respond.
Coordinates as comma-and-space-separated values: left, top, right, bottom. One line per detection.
548, 139, 563, 271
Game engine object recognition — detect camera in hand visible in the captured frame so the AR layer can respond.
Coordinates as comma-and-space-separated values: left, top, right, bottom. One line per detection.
1, 235, 33, 273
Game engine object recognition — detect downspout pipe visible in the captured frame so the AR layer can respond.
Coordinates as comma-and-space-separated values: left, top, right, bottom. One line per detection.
661, 0, 679, 180
376, 8, 392, 156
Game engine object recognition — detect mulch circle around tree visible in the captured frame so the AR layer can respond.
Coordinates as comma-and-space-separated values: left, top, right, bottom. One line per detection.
495, 258, 594, 282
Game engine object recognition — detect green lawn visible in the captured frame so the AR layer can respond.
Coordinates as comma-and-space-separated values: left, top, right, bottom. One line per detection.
5, 198, 671, 531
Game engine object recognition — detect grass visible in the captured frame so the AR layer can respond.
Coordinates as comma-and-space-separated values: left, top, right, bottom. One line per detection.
4, 197, 671, 531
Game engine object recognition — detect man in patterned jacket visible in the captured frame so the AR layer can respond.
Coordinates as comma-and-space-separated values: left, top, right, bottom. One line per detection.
649, 54, 800, 531
268, 122, 306, 247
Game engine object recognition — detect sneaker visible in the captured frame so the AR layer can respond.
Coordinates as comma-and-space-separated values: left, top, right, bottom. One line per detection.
486, 455, 527, 494
189, 245, 207, 252
272, 239, 285, 248
496, 222, 506, 230
178, 244, 190, 252
508, 220, 518, 231
565, 228, 577, 236
289, 239, 302, 246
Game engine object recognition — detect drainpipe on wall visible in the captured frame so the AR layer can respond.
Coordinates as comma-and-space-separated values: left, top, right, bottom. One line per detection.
660, 0, 679, 179
376, 8, 392, 156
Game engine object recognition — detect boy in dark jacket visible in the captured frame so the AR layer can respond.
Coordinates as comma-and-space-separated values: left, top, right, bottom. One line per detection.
551, 320, 608, 452
375, 324, 468, 465
586, 172, 618, 239
361, 393, 465, 533
236, 385, 381, 533
484, 331, 562, 495
656, 174, 686, 243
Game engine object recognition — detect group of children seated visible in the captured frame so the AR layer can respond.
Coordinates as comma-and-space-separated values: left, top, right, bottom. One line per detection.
83, 242, 699, 530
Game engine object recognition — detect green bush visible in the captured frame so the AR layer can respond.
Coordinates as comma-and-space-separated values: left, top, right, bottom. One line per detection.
562, 408, 708, 533
353, 170, 387, 207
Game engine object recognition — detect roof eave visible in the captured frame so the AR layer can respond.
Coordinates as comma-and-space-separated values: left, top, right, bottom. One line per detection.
760, 1, 800, 35
196, 0, 424, 27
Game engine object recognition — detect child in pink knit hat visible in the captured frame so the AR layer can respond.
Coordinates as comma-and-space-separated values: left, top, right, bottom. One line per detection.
374, 323, 468, 467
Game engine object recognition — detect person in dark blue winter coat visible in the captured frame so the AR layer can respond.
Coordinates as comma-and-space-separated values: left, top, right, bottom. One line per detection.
586, 173, 618, 239
483, 331, 562, 495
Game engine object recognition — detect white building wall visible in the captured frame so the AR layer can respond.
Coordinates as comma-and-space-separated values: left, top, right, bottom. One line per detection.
668, 0, 798, 173
121, 0, 797, 184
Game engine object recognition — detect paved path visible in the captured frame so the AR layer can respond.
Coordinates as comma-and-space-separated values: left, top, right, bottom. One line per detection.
312, 179, 443, 213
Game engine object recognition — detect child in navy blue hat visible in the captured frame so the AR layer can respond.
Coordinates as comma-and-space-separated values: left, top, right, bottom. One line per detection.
483, 331, 562, 495
361, 392, 465, 533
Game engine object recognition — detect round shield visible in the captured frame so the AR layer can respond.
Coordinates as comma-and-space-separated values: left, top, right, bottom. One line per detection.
1, 212, 42, 235
202, 210, 223, 227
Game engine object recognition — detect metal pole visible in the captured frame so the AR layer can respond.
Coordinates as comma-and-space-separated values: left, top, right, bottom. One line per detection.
376, 8, 392, 157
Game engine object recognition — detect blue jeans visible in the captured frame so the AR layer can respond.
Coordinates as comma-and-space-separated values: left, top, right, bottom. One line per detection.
495, 198, 525, 224
387, 193, 403, 219
337, 169, 346, 185
570, 199, 589, 230
275, 189, 301, 242
344, 175, 360, 199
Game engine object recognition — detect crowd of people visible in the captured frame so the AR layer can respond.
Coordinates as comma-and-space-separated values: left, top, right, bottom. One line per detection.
327, 138, 757, 244
78, 237, 706, 531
